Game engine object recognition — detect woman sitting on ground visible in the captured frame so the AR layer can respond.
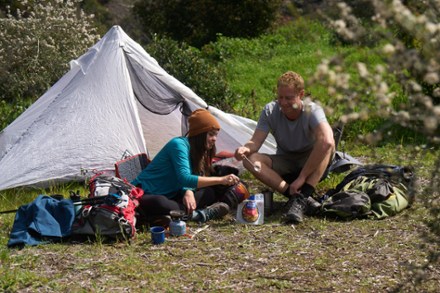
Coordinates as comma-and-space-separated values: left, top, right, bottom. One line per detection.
132, 108, 240, 227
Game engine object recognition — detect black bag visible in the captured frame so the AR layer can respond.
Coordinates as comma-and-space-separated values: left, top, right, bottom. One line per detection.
321, 190, 372, 219
213, 164, 239, 176
71, 205, 133, 240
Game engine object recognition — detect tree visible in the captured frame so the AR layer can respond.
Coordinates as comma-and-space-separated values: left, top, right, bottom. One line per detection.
309, 0, 439, 290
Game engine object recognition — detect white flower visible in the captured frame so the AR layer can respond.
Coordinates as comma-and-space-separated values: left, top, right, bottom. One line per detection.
327, 87, 336, 95
416, 15, 427, 24
424, 72, 440, 84
382, 44, 395, 54
334, 20, 346, 29
424, 116, 438, 132
340, 115, 348, 124
425, 22, 437, 34
396, 111, 410, 121
375, 64, 385, 74
317, 61, 329, 75
409, 81, 422, 92
357, 62, 369, 78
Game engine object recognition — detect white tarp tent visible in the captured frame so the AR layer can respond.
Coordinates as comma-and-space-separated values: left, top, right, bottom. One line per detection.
0, 25, 276, 191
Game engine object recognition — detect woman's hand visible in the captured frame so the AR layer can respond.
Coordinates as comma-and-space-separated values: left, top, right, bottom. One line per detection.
222, 174, 240, 186
183, 190, 197, 215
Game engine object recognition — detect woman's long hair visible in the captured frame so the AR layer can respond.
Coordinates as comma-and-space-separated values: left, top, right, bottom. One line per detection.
188, 132, 216, 176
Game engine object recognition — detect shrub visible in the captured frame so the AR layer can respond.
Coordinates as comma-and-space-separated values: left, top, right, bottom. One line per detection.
0, 0, 99, 104
133, 0, 282, 48
145, 35, 237, 112
0, 98, 32, 131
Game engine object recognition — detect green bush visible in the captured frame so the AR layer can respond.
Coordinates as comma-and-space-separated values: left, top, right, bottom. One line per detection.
134, 0, 282, 48
145, 36, 237, 111
0, 98, 32, 131
0, 0, 99, 104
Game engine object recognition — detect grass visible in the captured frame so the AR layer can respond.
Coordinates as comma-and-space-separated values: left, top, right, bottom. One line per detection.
0, 146, 439, 292
0, 198, 438, 292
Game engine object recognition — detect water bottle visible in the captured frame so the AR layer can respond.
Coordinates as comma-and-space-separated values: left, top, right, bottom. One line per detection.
237, 194, 264, 225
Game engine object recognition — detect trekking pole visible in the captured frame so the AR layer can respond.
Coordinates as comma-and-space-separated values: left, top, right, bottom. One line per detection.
0, 208, 18, 215
1, 194, 118, 215
73, 194, 123, 206
75, 195, 107, 205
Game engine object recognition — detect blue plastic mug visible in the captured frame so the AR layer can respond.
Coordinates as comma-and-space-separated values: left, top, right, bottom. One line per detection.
150, 226, 166, 245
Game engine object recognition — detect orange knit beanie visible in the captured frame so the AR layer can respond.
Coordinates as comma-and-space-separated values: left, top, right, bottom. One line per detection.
188, 109, 220, 137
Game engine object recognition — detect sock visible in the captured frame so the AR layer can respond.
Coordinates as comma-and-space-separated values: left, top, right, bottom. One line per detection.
301, 183, 315, 197
282, 186, 290, 197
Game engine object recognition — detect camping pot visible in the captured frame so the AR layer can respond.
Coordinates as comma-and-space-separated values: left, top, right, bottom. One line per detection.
169, 210, 186, 236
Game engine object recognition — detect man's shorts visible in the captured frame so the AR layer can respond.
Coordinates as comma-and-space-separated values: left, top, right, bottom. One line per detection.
268, 148, 313, 176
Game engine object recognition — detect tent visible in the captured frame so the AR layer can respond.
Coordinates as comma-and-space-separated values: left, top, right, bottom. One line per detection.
0, 25, 277, 191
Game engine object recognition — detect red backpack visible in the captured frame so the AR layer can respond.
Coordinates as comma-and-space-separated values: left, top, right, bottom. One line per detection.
71, 174, 144, 240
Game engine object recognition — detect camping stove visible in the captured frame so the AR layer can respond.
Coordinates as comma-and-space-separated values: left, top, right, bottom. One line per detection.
169, 210, 187, 236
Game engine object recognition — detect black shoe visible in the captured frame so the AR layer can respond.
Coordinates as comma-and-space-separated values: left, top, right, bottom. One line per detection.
306, 196, 322, 216
150, 215, 172, 228
199, 202, 230, 223
283, 193, 307, 224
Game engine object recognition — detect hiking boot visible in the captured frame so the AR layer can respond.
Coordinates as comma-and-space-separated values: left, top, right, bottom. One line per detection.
283, 193, 307, 224
306, 196, 322, 216
194, 202, 230, 223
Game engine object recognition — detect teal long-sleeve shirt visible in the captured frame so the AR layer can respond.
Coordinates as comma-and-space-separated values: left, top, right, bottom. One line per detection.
131, 137, 199, 199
